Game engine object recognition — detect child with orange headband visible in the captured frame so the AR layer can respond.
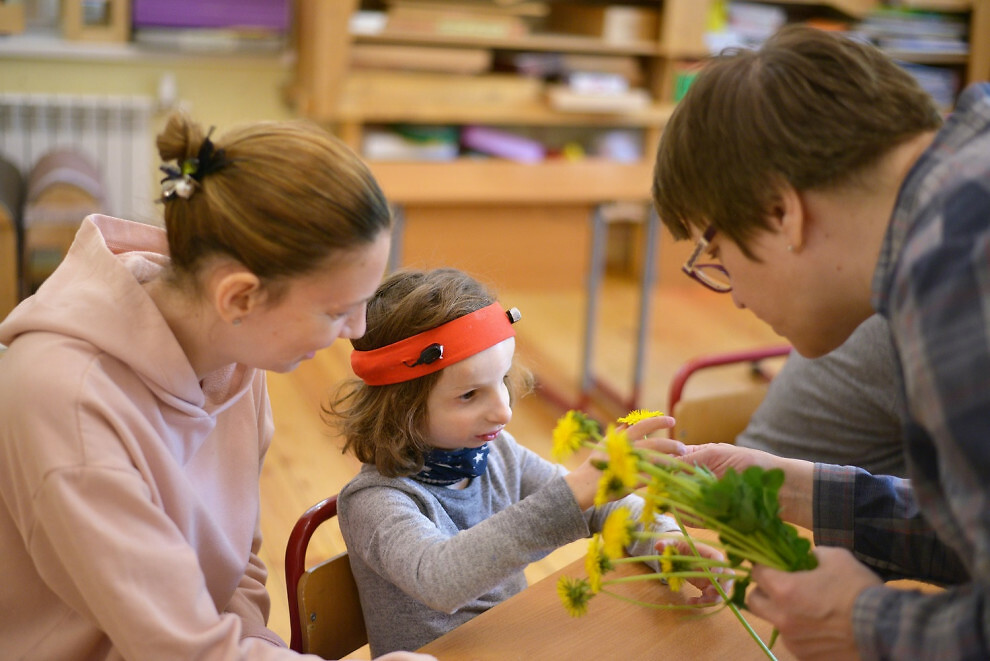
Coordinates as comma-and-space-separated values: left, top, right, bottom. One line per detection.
326, 267, 724, 656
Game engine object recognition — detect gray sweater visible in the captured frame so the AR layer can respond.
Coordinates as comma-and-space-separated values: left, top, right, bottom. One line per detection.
737, 314, 907, 477
338, 431, 677, 655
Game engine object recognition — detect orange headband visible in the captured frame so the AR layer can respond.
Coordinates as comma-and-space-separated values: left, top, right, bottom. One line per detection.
350, 303, 521, 386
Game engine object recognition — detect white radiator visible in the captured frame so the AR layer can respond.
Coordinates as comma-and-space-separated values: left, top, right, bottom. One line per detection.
0, 93, 155, 221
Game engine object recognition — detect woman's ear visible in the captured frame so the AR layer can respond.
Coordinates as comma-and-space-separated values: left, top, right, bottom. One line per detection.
772, 182, 806, 253
214, 269, 264, 325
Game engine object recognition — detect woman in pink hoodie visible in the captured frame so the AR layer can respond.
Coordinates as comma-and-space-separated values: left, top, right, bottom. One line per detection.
0, 112, 432, 661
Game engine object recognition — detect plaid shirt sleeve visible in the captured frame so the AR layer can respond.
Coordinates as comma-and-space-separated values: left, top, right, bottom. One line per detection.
856, 83, 990, 660
813, 464, 967, 583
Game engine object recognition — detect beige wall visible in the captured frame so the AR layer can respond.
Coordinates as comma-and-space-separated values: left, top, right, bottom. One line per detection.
1, 52, 298, 225
0, 53, 296, 125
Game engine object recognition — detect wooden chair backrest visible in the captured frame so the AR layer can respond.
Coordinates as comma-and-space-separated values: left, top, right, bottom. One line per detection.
672, 385, 771, 445
285, 495, 368, 658
296, 551, 367, 658
667, 345, 791, 445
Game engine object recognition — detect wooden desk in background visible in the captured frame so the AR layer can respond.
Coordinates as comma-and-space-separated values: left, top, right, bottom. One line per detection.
369, 160, 661, 415
419, 553, 795, 661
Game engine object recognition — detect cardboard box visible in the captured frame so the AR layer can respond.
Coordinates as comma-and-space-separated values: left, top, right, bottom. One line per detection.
546, 4, 659, 44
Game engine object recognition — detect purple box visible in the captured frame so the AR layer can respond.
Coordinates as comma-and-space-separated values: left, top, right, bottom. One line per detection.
133, 0, 290, 31
461, 125, 545, 164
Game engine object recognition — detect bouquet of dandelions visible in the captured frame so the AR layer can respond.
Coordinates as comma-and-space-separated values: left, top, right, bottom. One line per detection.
552, 409, 816, 659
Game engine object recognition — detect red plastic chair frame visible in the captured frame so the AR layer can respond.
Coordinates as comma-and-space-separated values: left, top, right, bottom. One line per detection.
667, 344, 792, 436
285, 495, 339, 653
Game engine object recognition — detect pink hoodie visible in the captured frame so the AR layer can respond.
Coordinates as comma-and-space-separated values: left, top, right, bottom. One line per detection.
0, 215, 314, 659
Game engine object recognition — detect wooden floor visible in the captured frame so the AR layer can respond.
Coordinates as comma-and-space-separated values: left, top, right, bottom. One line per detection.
259, 274, 784, 654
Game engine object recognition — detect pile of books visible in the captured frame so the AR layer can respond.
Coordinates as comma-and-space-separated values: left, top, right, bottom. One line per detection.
856, 8, 969, 55
384, 0, 546, 39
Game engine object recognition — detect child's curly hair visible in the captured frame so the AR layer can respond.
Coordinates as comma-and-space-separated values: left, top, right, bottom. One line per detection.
324, 268, 532, 477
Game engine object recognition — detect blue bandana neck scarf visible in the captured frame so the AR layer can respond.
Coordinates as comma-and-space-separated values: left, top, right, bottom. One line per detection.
413, 444, 491, 486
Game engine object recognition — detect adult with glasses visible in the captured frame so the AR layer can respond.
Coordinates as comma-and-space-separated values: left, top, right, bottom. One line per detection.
652, 25, 989, 661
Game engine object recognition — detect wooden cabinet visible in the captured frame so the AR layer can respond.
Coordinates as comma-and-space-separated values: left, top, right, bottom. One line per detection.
291, 0, 714, 204
288, 0, 987, 291
290, 0, 987, 200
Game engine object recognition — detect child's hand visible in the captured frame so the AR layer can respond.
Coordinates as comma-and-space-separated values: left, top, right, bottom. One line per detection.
621, 414, 684, 457
565, 414, 683, 509
655, 537, 730, 605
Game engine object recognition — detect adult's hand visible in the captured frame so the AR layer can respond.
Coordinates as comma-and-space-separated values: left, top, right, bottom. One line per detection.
681, 443, 815, 528
681, 442, 781, 477
747, 546, 881, 661
654, 536, 730, 605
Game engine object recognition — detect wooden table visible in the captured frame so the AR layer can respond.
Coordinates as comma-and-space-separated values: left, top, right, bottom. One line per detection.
419, 554, 796, 661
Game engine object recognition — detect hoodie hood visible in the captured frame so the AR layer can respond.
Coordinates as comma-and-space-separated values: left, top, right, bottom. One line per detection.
0, 214, 252, 414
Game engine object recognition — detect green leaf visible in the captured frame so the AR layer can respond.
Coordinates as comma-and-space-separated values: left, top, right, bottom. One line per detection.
730, 576, 750, 609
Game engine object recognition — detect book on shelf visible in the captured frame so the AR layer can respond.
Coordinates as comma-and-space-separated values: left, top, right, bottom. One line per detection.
545, 3, 659, 44
362, 126, 460, 161
460, 125, 545, 163
385, 2, 532, 39
350, 43, 492, 74
877, 36, 968, 54
497, 51, 644, 87
857, 8, 969, 40
341, 71, 542, 111
547, 85, 651, 114
133, 27, 287, 53
387, 0, 548, 18
855, 7, 969, 56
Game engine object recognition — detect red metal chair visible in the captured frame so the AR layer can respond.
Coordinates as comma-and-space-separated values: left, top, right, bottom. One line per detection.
285, 495, 367, 658
667, 345, 791, 444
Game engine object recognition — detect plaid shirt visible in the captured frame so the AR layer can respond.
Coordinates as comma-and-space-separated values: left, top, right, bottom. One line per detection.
814, 83, 990, 661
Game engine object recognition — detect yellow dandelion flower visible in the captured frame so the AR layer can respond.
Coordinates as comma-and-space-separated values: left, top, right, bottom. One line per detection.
586, 536, 603, 593
641, 479, 670, 524
594, 470, 627, 507
616, 409, 665, 425
601, 507, 634, 559
557, 575, 593, 617
639, 490, 658, 526
551, 410, 596, 461
584, 534, 615, 594
660, 544, 676, 574
604, 424, 638, 492
660, 544, 684, 593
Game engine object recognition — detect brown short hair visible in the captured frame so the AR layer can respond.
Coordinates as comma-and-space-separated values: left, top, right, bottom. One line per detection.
653, 25, 942, 256
324, 268, 532, 477
156, 112, 391, 298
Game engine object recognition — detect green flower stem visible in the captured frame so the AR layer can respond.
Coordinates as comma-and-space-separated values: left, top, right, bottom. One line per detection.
644, 499, 785, 569
612, 554, 739, 571
673, 512, 778, 661
608, 570, 744, 583
655, 496, 792, 570
599, 590, 722, 611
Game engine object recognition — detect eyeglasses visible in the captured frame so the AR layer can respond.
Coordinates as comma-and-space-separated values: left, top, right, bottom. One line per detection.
682, 225, 732, 293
